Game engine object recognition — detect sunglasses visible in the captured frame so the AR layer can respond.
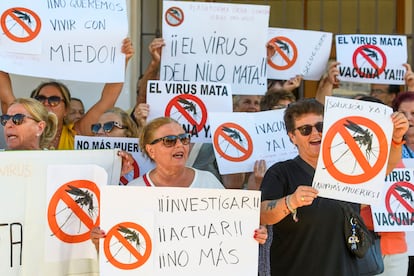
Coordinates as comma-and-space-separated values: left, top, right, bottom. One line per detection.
91, 121, 126, 134
34, 95, 63, 107
293, 122, 323, 136
150, 133, 191, 147
0, 113, 37, 126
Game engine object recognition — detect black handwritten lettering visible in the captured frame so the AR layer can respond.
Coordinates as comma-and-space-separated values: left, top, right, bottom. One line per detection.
50, 44, 117, 64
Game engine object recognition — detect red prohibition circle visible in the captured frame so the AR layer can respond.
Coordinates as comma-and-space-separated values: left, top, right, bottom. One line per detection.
165, 6, 184, 27
1, 7, 42, 42
104, 222, 152, 270
352, 45, 387, 78
47, 180, 100, 243
213, 122, 253, 162
267, 36, 298, 70
385, 181, 414, 224
165, 94, 208, 133
322, 116, 388, 184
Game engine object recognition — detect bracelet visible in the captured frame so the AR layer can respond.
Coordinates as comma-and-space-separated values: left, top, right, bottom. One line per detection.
285, 195, 298, 222
391, 138, 405, 147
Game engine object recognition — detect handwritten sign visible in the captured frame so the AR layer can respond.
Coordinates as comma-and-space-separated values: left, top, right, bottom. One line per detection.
267, 28, 332, 81
371, 167, 414, 231
160, 1, 270, 95
313, 96, 393, 205
335, 34, 407, 84
209, 109, 298, 174
74, 136, 155, 184
100, 186, 261, 275
146, 80, 233, 143
0, 1, 128, 82
0, 149, 120, 276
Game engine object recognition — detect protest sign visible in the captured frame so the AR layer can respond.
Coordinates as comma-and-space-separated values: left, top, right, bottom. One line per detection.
146, 80, 233, 143
312, 96, 393, 204
267, 28, 332, 81
75, 136, 155, 185
100, 186, 261, 275
0, 1, 127, 82
0, 149, 120, 276
160, 1, 270, 95
209, 109, 297, 174
335, 34, 407, 84
371, 167, 414, 231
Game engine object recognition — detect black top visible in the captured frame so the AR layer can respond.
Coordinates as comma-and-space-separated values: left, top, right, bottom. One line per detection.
260, 156, 359, 276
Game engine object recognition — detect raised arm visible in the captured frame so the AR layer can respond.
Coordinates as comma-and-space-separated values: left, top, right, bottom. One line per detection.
386, 111, 408, 174
315, 61, 340, 104
404, 63, 414, 91
74, 38, 134, 135
136, 37, 165, 105
0, 71, 16, 114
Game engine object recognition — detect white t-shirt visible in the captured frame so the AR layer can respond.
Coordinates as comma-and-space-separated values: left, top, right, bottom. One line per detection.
128, 167, 224, 189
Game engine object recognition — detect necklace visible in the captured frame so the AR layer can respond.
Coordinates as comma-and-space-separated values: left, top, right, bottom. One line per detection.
50, 125, 63, 149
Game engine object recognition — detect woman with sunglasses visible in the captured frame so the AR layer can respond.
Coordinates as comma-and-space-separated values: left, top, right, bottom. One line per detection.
259, 98, 408, 276
1, 98, 57, 150
0, 38, 134, 150
91, 107, 139, 138
91, 117, 268, 251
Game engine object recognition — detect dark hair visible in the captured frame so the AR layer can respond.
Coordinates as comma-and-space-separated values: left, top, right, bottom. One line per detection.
284, 98, 324, 133
392, 91, 414, 111
356, 96, 384, 104
260, 89, 296, 111
388, 85, 401, 95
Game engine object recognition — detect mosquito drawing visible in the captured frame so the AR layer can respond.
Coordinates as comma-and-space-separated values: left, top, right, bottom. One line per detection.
362, 47, 379, 61
107, 226, 143, 263
389, 185, 414, 224
178, 98, 197, 115
51, 185, 97, 236
218, 126, 246, 157
323, 120, 378, 173
222, 126, 243, 143
12, 10, 32, 25
395, 185, 414, 202
275, 39, 290, 54
170, 97, 201, 124
170, 8, 181, 18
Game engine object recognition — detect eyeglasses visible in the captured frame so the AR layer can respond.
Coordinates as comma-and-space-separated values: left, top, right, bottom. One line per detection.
34, 95, 63, 107
293, 122, 323, 136
91, 121, 126, 134
150, 133, 191, 147
0, 113, 37, 126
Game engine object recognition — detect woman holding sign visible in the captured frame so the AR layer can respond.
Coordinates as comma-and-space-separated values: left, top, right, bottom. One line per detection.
91, 117, 268, 251
0, 38, 134, 150
259, 98, 408, 275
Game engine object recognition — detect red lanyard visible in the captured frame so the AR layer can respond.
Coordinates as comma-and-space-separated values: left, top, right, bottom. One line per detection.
142, 173, 151, 187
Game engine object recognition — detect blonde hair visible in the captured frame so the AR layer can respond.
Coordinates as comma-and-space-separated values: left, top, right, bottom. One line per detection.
103, 107, 140, 137
12, 98, 58, 148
